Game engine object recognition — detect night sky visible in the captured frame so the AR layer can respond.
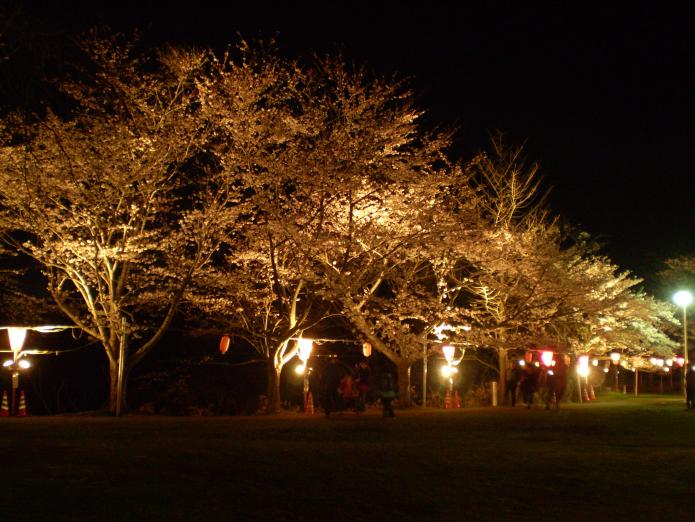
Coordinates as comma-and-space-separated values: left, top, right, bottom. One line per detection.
7, 1, 695, 290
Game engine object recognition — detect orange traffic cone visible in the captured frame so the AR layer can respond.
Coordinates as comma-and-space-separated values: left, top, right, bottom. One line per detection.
17, 390, 27, 417
588, 385, 596, 401
0, 391, 8, 417
444, 389, 451, 409
304, 391, 314, 415
581, 386, 589, 402
453, 389, 461, 408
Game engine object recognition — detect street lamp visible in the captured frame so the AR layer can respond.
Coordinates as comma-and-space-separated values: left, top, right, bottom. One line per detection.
296, 338, 313, 411
673, 290, 693, 405
5, 327, 27, 415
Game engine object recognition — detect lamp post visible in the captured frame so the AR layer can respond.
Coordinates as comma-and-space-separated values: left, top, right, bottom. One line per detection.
6, 327, 27, 415
442, 345, 455, 394
674, 290, 692, 405
610, 352, 620, 392
296, 338, 313, 411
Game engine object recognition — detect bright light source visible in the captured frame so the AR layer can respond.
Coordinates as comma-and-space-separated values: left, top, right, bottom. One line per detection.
441, 365, 452, 378
591, 358, 599, 367
655, 358, 664, 367
7, 327, 27, 352
577, 366, 589, 377
676, 356, 685, 367
577, 355, 590, 377
610, 352, 620, 364
674, 290, 693, 308
663, 367, 670, 373
534, 362, 540, 367
296, 338, 313, 363
462, 325, 472, 331
294, 363, 306, 375
2, 359, 12, 367
603, 368, 609, 373
18, 359, 30, 369
442, 345, 455, 364
666, 358, 673, 367
451, 367, 459, 374
362, 342, 372, 357
649, 357, 657, 365
540, 351, 554, 367
518, 360, 526, 367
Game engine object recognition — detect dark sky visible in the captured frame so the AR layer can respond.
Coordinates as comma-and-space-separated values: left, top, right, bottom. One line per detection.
9, 1, 695, 289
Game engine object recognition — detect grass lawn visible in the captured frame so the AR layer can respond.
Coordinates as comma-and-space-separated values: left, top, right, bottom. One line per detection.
1, 394, 695, 521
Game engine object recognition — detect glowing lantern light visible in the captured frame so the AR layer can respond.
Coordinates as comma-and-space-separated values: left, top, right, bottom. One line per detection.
577, 355, 590, 377
17, 359, 30, 369
295, 363, 306, 375
7, 327, 26, 353
2, 360, 12, 367
649, 357, 657, 365
297, 338, 313, 363
666, 358, 673, 367
676, 356, 685, 367
540, 351, 554, 367
362, 342, 372, 357
219, 335, 231, 354
441, 365, 452, 378
518, 360, 526, 367
442, 345, 455, 364
524, 351, 533, 363
655, 358, 664, 367
591, 358, 599, 367
610, 352, 620, 364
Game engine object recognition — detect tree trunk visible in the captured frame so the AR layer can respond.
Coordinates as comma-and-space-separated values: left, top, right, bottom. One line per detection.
396, 362, 412, 408
266, 360, 282, 414
498, 348, 508, 405
108, 359, 119, 414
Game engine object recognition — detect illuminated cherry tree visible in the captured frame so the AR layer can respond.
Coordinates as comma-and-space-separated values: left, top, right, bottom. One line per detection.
0, 34, 244, 413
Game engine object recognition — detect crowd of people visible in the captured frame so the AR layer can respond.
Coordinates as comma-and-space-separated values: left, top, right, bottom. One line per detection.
319, 358, 396, 418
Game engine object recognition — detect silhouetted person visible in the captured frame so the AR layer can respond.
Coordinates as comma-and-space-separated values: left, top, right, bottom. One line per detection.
380, 372, 396, 418
686, 368, 695, 410
544, 355, 568, 411
505, 361, 521, 406
322, 358, 343, 418
355, 361, 370, 412
519, 364, 540, 409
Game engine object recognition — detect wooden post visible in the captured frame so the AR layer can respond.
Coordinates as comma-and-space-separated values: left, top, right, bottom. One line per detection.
634, 368, 638, 396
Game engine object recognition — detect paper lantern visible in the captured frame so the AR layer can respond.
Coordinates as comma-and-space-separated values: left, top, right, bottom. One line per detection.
362, 342, 372, 357
219, 335, 230, 354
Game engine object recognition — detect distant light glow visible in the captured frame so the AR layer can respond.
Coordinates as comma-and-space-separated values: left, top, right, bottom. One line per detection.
297, 338, 313, 362
591, 358, 599, 367
610, 352, 620, 364
674, 290, 693, 308
603, 368, 609, 373
441, 365, 452, 378
663, 366, 670, 373
443, 345, 455, 364
518, 360, 526, 367
2, 360, 12, 367
294, 363, 306, 375
676, 357, 685, 367
540, 351, 554, 367
17, 359, 30, 369
547, 370, 554, 376
655, 358, 664, 367
577, 355, 590, 377
666, 358, 673, 367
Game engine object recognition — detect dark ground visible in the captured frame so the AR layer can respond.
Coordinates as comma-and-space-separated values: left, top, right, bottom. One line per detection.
1, 394, 695, 521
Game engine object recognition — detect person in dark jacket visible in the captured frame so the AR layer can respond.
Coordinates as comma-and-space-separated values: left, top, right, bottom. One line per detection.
322, 357, 343, 418
519, 363, 540, 409
505, 360, 521, 406
686, 368, 695, 410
